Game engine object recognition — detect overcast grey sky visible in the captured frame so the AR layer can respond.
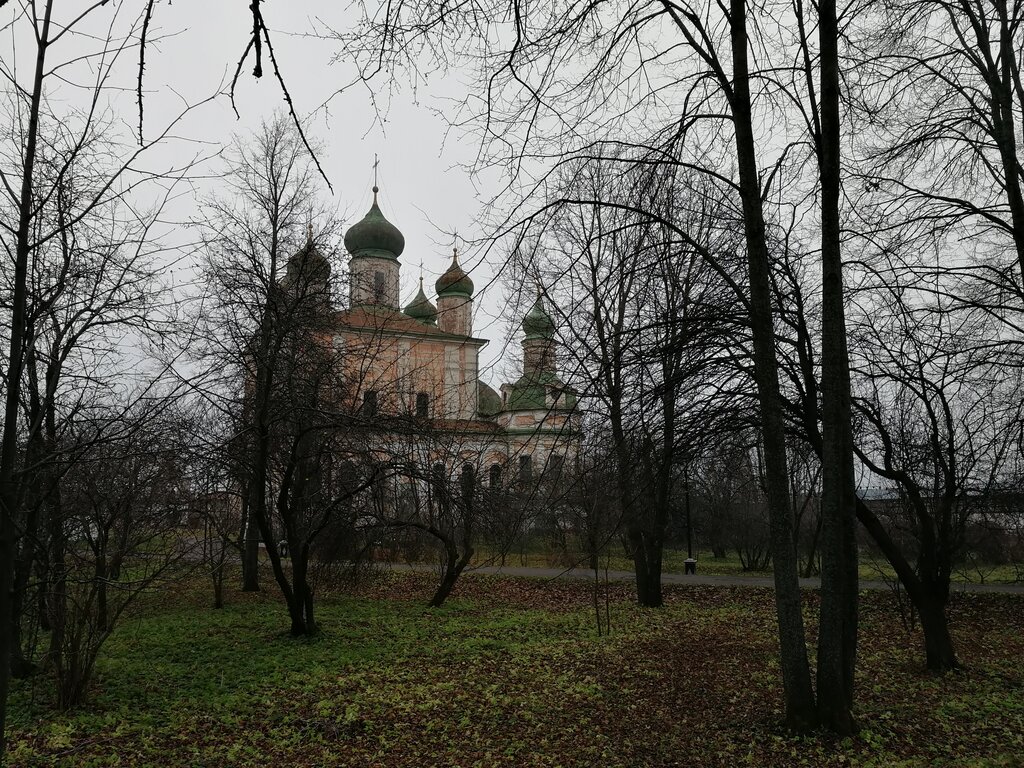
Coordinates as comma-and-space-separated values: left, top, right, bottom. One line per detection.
34, 2, 519, 382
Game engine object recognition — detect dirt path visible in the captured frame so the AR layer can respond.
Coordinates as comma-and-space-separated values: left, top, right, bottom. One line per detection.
386, 562, 1024, 594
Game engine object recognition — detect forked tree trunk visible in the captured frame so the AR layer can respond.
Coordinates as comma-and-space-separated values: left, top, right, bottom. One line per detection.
855, 500, 959, 670
430, 547, 473, 608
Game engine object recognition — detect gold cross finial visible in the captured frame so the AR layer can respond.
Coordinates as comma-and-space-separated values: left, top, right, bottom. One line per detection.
372, 154, 380, 194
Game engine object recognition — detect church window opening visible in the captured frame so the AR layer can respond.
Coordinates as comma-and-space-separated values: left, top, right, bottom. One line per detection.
416, 391, 430, 417
362, 389, 378, 416
518, 454, 533, 482
430, 462, 446, 505
549, 453, 564, 480
489, 463, 502, 488
373, 270, 385, 297
460, 463, 476, 499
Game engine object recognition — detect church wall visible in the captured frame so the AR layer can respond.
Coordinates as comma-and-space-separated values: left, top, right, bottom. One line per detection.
437, 294, 472, 336
336, 329, 483, 420
523, 337, 556, 376
350, 256, 400, 308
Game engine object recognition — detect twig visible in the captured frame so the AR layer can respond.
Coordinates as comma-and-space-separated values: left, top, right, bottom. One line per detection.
228, 0, 333, 193
137, 0, 156, 145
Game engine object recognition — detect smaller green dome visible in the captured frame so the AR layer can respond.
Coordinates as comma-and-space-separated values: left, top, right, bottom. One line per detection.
522, 290, 555, 340
283, 227, 331, 287
404, 278, 437, 325
344, 187, 405, 260
477, 381, 501, 417
435, 248, 474, 296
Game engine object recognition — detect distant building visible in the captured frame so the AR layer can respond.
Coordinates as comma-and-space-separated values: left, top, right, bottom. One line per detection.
287, 184, 580, 485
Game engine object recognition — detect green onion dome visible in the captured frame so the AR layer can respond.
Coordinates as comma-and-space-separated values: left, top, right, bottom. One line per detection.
344, 187, 405, 260
522, 290, 555, 340
477, 381, 502, 416
435, 248, 474, 297
404, 277, 438, 325
283, 225, 331, 286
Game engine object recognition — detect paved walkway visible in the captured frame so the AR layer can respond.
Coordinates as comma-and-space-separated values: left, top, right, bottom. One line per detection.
387, 562, 1024, 594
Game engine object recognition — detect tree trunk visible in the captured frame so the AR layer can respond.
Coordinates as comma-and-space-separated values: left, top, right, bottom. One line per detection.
429, 566, 461, 607
0, 520, 14, 745
0, 6, 53, 757
855, 500, 959, 669
430, 547, 472, 607
918, 592, 957, 672
212, 547, 226, 609
241, 499, 261, 592
729, 0, 817, 732
802, 513, 822, 578
815, 0, 859, 735
7, 593, 35, 680
628, 527, 664, 608
287, 546, 317, 636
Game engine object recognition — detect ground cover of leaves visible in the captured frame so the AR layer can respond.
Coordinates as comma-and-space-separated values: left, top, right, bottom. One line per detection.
7, 572, 1024, 767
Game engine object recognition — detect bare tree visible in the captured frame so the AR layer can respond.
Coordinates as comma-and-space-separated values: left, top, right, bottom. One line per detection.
46, 401, 191, 709
851, 0, 1024, 294
361, 413, 524, 608
694, 434, 773, 572
848, 278, 1023, 669
196, 115, 369, 635
528, 156, 742, 608
0, 2, 210, 753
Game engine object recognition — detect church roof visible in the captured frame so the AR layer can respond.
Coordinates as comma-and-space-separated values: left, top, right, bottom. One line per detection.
282, 227, 331, 287
522, 290, 555, 340
344, 187, 405, 261
477, 381, 502, 417
403, 278, 438, 325
501, 372, 576, 412
435, 248, 474, 297
335, 306, 486, 343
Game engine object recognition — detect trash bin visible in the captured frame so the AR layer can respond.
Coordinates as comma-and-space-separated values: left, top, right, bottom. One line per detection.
684, 557, 697, 575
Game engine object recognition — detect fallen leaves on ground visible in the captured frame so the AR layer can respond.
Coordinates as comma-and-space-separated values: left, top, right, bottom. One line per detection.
6, 571, 1023, 767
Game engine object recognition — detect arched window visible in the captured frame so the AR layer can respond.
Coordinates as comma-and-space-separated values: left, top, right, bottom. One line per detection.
548, 453, 564, 480
489, 464, 502, 489
518, 454, 533, 482
460, 463, 476, 499
362, 390, 378, 416
416, 392, 430, 418
430, 462, 447, 505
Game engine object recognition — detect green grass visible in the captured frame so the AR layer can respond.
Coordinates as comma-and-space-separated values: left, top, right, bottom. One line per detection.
7, 573, 1024, 767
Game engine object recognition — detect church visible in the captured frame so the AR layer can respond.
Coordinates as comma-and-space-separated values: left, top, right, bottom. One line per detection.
321, 184, 580, 486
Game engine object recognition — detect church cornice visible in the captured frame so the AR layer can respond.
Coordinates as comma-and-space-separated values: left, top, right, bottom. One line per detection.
336, 318, 489, 347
